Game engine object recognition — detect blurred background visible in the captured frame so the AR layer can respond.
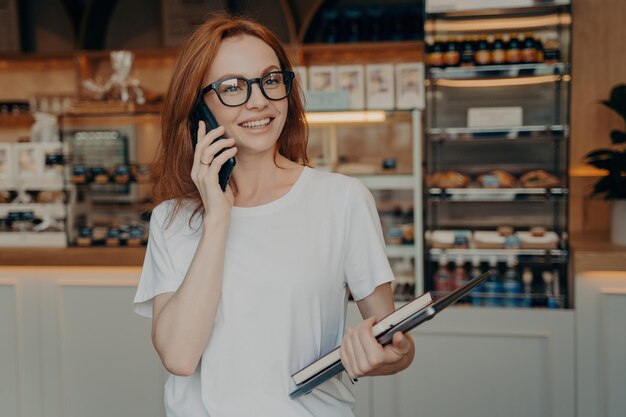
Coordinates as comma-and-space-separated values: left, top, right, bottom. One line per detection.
0, 1, 625, 417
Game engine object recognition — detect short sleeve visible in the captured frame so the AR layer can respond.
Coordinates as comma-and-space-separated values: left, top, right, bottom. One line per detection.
133, 205, 185, 318
343, 179, 395, 300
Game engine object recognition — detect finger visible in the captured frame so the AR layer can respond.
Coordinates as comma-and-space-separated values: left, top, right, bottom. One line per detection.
207, 147, 237, 173
340, 328, 359, 379
389, 332, 410, 356
194, 125, 226, 166
355, 324, 385, 370
199, 137, 236, 166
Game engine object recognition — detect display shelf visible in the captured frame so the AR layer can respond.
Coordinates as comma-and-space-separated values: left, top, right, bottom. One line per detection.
356, 175, 415, 190
386, 244, 416, 258
0, 203, 66, 218
428, 62, 568, 80
427, 187, 567, 201
426, 125, 567, 142
428, 248, 568, 262
0, 231, 67, 247
0, 177, 65, 191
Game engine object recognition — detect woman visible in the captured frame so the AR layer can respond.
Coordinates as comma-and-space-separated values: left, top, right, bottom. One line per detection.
134, 12, 415, 417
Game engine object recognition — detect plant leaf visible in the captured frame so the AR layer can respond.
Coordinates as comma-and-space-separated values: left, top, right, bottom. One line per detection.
610, 130, 626, 144
592, 176, 611, 195
601, 84, 626, 123
585, 149, 619, 170
585, 149, 616, 159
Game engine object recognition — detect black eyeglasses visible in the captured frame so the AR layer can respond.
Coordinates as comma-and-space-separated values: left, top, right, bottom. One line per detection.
201, 70, 295, 107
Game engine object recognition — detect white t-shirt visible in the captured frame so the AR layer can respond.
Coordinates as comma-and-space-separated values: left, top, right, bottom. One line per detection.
133, 167, 395, 417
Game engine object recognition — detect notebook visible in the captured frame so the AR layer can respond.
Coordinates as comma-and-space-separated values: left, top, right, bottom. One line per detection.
289, 271, 491, 399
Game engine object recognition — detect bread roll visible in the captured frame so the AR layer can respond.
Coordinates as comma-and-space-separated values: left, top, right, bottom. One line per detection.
428, 171, 470, 188
520, 170, 560, 188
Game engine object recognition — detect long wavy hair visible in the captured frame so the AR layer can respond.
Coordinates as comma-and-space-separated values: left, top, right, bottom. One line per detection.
152, 12, 308, 225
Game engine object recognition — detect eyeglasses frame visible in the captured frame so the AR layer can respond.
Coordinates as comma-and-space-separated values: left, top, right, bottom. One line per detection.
201, 70, 295, 107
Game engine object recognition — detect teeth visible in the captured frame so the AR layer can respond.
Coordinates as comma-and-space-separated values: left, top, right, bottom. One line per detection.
241, 118, 271, 128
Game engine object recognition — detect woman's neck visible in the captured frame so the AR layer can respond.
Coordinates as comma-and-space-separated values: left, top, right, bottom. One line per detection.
230, 153, 303, 207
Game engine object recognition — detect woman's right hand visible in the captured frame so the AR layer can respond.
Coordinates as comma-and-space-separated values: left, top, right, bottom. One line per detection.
191, 121, 238, 220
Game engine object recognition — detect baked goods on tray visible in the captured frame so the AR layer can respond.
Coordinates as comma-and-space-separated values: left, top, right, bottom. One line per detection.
520, 170, 560, 188
477, 170, 516, 188
428, 171, 471, 188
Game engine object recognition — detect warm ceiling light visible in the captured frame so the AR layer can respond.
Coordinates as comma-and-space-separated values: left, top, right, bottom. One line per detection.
435, 74, 562, 88
305, 111, 387, 124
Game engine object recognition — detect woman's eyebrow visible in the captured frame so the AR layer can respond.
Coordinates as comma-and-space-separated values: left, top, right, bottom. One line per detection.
215, 65, 281, 80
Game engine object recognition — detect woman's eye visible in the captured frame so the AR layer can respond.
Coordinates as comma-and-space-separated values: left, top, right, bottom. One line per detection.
222, 84, 241, 94
264, 77, 280, 86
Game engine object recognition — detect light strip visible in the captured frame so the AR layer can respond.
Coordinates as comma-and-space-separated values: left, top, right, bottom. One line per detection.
435, 74, 562, 88
305, 111, 387, 124
425, 13, 571, 33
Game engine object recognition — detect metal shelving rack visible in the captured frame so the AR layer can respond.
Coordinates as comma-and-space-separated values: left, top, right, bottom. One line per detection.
423, 2, 572, 308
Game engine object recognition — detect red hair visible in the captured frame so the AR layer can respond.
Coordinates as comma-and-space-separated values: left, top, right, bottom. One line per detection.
152, 12, 308, 224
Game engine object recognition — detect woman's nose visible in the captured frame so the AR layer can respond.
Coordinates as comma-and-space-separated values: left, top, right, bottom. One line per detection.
245, 82, 269, 109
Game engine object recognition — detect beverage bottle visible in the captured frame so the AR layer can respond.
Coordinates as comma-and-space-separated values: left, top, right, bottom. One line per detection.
430, 36, 445, 68
453, 256, 468, 303
506, 33, 521, 64
547, 269, 561, 308
502, 257, 522, 307
475, 35, 492, 66
444, 37, 461, 67
542, 270, 554, 308
460, 36, 476, 67
483, 256, 502, 307
535, 36, 544, 63
434, 255, 452, 294
521, 32, 537, 63
491, 35, 506, 65
469, 255, 483, 306
520, 267, 534, 308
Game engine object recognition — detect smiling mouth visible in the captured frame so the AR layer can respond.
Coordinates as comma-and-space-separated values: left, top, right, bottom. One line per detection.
240, 117, 273, 129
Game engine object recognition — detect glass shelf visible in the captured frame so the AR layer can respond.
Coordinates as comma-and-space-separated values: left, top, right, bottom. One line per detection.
356, 175, 415, 190
427, 187, 567, 202
426, 125, 567, 142
428, 63, 569, 80
428, 248, 568, 262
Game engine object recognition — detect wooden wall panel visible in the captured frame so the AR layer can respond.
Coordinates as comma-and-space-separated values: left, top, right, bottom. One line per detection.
570, 0, 626, 233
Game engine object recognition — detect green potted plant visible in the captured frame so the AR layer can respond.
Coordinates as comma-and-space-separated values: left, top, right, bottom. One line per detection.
585, 84, 626, 245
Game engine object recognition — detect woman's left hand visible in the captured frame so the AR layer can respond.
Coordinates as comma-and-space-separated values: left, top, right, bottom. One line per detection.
339, 316, 413, 380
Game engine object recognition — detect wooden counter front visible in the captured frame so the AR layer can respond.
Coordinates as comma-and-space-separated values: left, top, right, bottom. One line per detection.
0, 247, 146, 267
1, 233, 624, 270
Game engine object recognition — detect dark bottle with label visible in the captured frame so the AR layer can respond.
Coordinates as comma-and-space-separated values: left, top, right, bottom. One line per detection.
506, 33, 522, 64
444, 37, 461, 67
429, 36, 445, 68
460, 36, 476, 66
491, 35, 506, 65
474, 35, 491, 66
535, 36, 544, 63
521, 32, 537, 63
544, 36, 561, 63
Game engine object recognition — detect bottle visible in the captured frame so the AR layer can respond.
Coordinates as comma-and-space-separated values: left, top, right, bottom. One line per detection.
394, 258, 414, 301
444, 37, 461, 67
521, 32, 537, 63
547, 269, 562, 308
502, 257, 522, 308
434, 255, 452, 294
506, 33, 521, 64
542, 270, 554, 308
535, 36, 544, 63
543, 35, 561, 63
491, 35, 506, 65
474, 35, 491, 66
431, 37, 445, 68
483, 256, 502, 307
460, 36, 476, 67
453, 256, 469, 302
469, 256, 483, 306
520, 267, 534, 308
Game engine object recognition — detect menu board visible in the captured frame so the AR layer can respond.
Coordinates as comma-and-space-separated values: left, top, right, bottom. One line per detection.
0, 0, 20, 52
161, 0, 225, 47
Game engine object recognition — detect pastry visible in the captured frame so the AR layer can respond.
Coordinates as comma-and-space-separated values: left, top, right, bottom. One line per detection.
427, 171, 470, 188
477, 170, 516, 188
520, 170, 560, 188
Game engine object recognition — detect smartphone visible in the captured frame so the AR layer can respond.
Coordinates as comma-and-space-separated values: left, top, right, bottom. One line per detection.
188, 98, 236, 191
